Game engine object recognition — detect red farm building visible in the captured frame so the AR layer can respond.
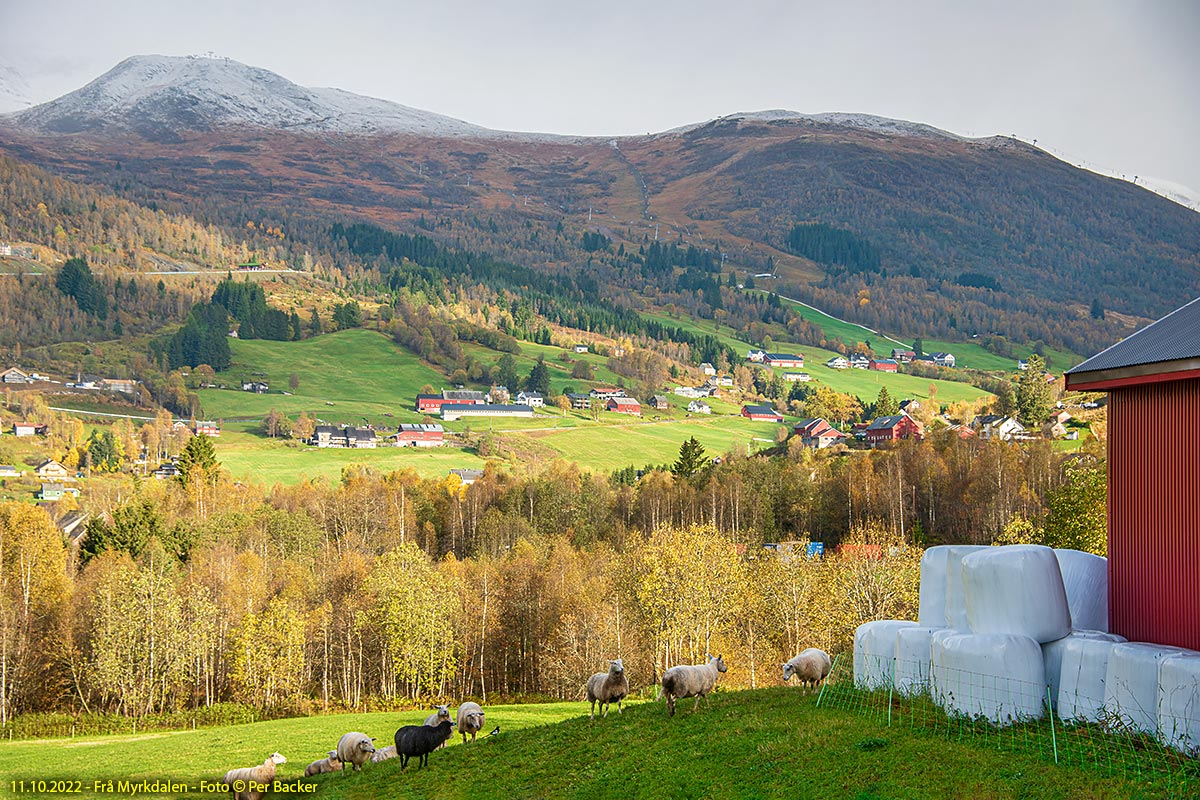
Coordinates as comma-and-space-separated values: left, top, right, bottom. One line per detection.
1065, 296, 1200, 650
863, 414, 923, 447
606, 397, 641, 415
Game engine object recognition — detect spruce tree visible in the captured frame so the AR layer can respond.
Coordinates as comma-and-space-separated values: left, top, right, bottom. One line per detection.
673, 436, 707, 478
177, 433, 219, 487
1015, 354, 1052, 426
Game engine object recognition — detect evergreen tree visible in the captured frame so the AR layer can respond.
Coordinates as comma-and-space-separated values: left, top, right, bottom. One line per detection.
1015, 354, 1051, 426
176, 433, 219, 487
673, 436, 707, 478
290, 310, 302, 340
309, 308, 322, 336
85, 429, 122, 472
874, 386, 899, 417
1090, 298, 1106, 320
332, 301, 363, 330
526, 358, 551, 396
912, 338, 924, 358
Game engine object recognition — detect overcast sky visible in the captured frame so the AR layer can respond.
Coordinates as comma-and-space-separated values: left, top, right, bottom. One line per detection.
4, 0, 1199, 196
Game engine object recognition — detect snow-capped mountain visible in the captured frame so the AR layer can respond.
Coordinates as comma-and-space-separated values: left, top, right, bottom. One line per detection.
670, 110, 978, 142
0, 59, 34, 114
3, 54, 498, 138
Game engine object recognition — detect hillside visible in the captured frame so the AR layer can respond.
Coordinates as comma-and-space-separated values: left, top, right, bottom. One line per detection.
0, 692, 1170, 799
2, 56, 1198, 361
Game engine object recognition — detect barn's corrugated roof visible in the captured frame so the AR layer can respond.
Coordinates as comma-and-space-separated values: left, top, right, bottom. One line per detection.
1067, 297, 1200, 376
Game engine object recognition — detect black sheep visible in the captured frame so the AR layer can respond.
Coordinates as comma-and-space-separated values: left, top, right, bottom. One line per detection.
394, 720, 455, 769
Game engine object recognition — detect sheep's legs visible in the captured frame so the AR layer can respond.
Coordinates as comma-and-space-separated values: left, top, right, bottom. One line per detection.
618, 698, 623, 714
589, 700, 596, 721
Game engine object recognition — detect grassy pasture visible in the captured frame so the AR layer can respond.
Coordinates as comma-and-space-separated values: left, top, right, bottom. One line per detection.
0, 691, 1171, 800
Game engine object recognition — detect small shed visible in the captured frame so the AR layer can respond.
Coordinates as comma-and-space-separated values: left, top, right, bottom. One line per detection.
1065, 296, 1200, 650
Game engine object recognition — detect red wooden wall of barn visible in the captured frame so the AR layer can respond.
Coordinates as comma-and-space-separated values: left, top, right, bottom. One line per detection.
1107, 377, 1200, 650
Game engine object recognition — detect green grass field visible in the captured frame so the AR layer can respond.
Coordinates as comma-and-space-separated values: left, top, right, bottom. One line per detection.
515, 415, 786, 471
1, 691, 1175, 800
642, 310, 990, 405
212, 429, 487, 486
198, 330, 447, 426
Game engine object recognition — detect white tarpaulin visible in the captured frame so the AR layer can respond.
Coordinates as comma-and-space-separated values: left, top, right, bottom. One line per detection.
930, 632, 1047, 726
917, 546, 953, 627
1041, 630, 1125, 710
894, 626, 942, 696
854, 620, 917, 690
961, 545, 1071, 643
1158, 654, 1200, 755
1104, 642, 1194, 735
1058, 637, 1124, 724
1054, 549, 1108, 633
943, 545, 988, 631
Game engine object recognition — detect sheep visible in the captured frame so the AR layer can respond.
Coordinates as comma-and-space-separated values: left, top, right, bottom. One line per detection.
782, 647, 832, 693
423, 704, 452, 749
221, 752, 286, 800
335, 732, 376, 772
456, 701, 486, 743
303, 751, 341, 777
370, 745, 397, 763
586, 658, 629, 720
424, 704, 451, 726
394, 720, 455, 769
660, 654, 727, 716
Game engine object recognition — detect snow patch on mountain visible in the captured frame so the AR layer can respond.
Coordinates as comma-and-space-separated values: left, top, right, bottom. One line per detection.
1, 54, 553, 139
0, 58, 34, 114
670, 110, 977, 141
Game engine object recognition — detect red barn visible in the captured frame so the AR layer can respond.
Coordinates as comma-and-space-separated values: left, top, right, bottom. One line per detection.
394, 423, 444, 447
607, 397, 641, 415
1065, 296, 1200, 650
765, 353, 805, 368
869, 358, 899, 372
863, 414, 923, 447
742, 404, 784, 422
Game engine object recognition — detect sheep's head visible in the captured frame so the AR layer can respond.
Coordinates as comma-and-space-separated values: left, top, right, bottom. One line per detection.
326, 751, 338, 761
269, 753, 287, 765
358, 738, 376, 754
609, 658, 625, 675
714, 655, 727, 673
433, 704, 450, 720
467, 711, 485, 728
782, 663, 794, 681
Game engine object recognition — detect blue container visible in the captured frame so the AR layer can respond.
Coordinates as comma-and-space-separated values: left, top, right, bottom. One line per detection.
806, 542, 825, 559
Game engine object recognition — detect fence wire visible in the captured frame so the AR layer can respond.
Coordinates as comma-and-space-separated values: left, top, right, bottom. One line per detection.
816, 653, 1200, 794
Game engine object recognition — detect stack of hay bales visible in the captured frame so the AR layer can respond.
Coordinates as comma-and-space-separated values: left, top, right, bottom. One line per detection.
855, 542, 1200, 747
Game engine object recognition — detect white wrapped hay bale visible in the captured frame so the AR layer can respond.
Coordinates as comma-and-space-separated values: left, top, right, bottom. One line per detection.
854, 620, 917, 690
894, 626, 942, 696
961, 545, 1071, 643
1158, 654, 1200, 755
943, 545, 988, 631
1058, 637, 1124, 724
930, 632, 1047, 726
1103, 642, 1193, 735
1054, 549, 1109, 632
917, 545, 953, 627
1042, 630, 1125, 711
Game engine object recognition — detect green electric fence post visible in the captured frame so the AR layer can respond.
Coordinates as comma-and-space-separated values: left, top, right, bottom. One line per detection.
816, 654, 838, 709
1047, 686, 1059, 764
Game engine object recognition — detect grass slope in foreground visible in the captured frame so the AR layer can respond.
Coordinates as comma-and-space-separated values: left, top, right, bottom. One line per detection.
1, 691, 1172, 800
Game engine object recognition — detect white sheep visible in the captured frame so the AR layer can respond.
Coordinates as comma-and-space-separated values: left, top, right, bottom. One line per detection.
423, 704, 452, 749
456, 701, 485, 743
370, 745, 397, 763
221, 752, 286, 800
336, 732, 376, 772
660, 654, 727, 716
303, 751, 341, 777
782, 647, 832, 693
586, 658, 629, 720
423, 704, 451, 726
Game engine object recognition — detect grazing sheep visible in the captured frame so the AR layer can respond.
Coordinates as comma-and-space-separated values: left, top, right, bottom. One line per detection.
221, 752, 286, 800
456, 701, 486, 743
782, 648, 832, 693
660, 654, 727, 716
423, 704, 452, 726
336, 732, 376, 772
586, 658, 629, 720
394, 720, 456, 769
370, 745, 397, 763
304, 751, 341, 777
423, 704, 452, 749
